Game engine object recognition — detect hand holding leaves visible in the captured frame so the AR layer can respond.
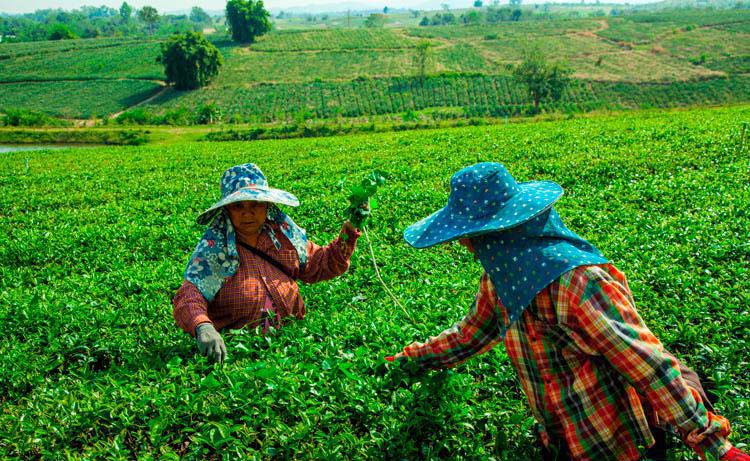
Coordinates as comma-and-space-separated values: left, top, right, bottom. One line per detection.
345, 171, 386, 229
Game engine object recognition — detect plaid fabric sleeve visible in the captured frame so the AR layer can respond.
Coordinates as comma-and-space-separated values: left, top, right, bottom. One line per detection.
298, 224, 360, 284
173, 280, 213, 337
566, 266, 732, 459
398, 273, 504, 369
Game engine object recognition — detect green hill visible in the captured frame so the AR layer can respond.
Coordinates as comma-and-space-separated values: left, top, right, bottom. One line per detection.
1, 8, 749, 122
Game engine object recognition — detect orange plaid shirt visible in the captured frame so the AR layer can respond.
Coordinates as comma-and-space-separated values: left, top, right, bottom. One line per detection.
400, 264, 732, 461
173, 223, 359, 336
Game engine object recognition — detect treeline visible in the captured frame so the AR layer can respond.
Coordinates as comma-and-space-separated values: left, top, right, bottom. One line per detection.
420, 6, 523, 26
0, 3, 219, 43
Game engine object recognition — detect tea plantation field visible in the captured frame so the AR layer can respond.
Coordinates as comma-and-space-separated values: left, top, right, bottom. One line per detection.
1, 105, 749, 460
2, 8, 750, 121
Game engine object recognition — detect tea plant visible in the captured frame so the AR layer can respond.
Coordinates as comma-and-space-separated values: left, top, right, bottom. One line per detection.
0, 104, 749, 459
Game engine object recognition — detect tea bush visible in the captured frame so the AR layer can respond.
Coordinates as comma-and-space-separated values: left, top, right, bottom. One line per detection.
0, 105, 749, 460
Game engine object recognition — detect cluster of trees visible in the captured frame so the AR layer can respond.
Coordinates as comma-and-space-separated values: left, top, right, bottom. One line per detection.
0, 3, 217, 42
159, 0, 270, 90
419, 6, 522, 26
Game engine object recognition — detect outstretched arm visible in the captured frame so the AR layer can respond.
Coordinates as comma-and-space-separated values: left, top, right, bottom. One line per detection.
298, 222, 360, 284
394, 273, 505, 369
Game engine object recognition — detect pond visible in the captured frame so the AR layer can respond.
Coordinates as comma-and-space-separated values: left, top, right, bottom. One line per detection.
0, 145, 89, 153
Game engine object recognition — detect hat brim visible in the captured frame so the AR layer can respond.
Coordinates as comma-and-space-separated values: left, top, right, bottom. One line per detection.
403, 180, 563, 249
197, 186, 299, 225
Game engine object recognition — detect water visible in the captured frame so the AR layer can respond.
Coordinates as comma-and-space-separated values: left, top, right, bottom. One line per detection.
0, 145, 73, 153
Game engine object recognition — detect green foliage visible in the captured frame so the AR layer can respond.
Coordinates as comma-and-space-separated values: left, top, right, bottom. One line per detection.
157, 32, 223, 91
190, 7, 212, 24
364, 13, 388, 28
512, 50, 571, 110
414, 40, 432, 79
0, 80, 163, 119
0, 108, 69, 127
345, 171, 387, 228
0, 105, 749, 459
144, 74, 750, 123
137, 6, 160, 34
119, 2, 133, 22
225, 0, 271, 44
47, 23, 77, 40
0, 128, 148, 144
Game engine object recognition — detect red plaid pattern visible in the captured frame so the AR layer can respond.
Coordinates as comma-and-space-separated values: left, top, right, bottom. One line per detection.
173, 223, 359, 336
400, 264, 732, 461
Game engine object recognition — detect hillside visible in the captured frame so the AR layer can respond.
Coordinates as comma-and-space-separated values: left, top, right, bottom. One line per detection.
1, 8, 749, 122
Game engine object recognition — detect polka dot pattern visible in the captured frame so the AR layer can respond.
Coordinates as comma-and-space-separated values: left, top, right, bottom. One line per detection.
403, 162, 563, 249
474, 208, 608, 327
402, 162, 608, 327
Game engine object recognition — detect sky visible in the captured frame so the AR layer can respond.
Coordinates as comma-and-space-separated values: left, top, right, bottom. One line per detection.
0, 0, 656, 14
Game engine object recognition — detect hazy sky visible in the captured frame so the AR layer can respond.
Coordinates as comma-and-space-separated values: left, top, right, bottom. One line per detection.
0, 0, 653, 14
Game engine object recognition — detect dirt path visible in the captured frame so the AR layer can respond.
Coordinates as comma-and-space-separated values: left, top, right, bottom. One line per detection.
109, 84, 170, 120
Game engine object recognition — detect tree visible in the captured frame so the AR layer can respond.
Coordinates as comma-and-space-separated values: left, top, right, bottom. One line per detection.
474, 0, 483, 7
190, 7, 212, 24
119, 2, 132, 22
413, 40, 431, 80
225, 0, 271, 44
511, 8, 522, 20
509, 0, 522, 5
383, 6, 389, 14
138, 6, 159, 34
48, 23, 77, 40
157, 31, 223, 90
419, 16, 430, 26
364, 13, 387, 28
512, 50, 570, 111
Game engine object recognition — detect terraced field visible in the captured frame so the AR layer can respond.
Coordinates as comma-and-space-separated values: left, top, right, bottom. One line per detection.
1, 8, 749, 122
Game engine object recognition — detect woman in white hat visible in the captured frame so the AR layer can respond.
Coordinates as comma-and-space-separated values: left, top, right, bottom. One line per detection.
173, 163, 364, 363
387, 163, 749, 461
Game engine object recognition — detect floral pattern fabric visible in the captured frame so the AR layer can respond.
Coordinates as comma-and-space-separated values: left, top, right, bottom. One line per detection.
185, 206, 308, 303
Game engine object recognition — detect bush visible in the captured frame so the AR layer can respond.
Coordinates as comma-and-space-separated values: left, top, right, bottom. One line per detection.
1, 108, 69, 127
157, 32, 223, 91
48, 24, 77, 40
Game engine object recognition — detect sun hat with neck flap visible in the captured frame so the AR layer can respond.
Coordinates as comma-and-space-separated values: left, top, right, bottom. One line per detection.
197, 163, 300, 225
185, 163, 308, 303
403, 162, 608, 334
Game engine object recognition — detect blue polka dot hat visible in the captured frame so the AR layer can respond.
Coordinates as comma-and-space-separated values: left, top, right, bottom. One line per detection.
404, 162, 608, 331
404, 162, 563, 248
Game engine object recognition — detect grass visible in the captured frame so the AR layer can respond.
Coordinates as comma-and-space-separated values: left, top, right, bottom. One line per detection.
0, 104, 748, 460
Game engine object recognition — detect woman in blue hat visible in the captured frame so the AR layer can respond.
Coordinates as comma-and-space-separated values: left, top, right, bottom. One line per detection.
173, 163, 365, 363
388, 163, 748, 461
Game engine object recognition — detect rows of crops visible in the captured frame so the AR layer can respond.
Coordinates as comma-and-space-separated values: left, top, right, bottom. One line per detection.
0, 41, 163, 83
250, 28, 419, 51
1, 105, 748, 459
0, 80, 163, 118
1, 8, 749, 121
595, 9, 750, 43
0, 36, 150, 60
145, 74, 750, 122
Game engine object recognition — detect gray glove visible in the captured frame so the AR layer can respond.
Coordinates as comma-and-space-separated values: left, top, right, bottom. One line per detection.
195, 323, 227, 363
